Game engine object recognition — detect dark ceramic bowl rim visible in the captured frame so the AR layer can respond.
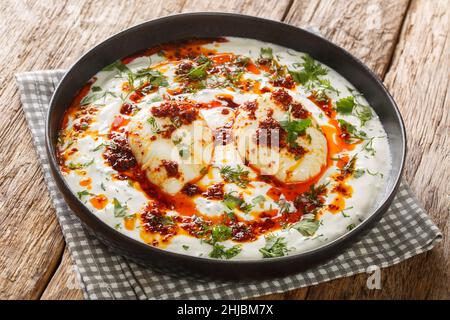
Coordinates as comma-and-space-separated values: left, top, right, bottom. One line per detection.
45, 12, 406, 268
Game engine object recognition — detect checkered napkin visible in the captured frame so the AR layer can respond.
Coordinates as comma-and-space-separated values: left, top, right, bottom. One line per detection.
16, 70, 442, 300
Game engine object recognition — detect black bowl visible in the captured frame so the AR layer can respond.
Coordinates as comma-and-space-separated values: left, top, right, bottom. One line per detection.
46, 12, 406, 279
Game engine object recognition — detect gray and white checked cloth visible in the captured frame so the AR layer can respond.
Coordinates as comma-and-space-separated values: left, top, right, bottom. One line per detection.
16, 70, 442, 300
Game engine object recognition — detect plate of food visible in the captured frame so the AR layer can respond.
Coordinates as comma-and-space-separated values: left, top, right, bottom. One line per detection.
46, 13, 405, 278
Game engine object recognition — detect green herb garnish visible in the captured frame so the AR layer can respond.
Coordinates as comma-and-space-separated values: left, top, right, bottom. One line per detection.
276, 198, 291, 215
293, 214, 320, 236
259, 47, 274, 60
354, 104, 372, 125
209, 243, 242, 259
367, 169, 384, 178
92, 142, 108, 152
187, 56, 212, 81
219, 165, 250, 188
252, 195, 266, 205
67, 159, 94, 170
340, 206, 353, 218
211, 225, 232, 243
336, 96, 355, 114
336, 95, 373, 126
280, 114, 312, 148
338, 119, 367, 142
133, 68, 168, 87
147, 116, 161, 134
363, 137, 376, 156
223, 192, 253, 213
112, 198, 127, 218
294, 183, 328, 214
259, 235, 289, 258
289, 54, 328, 85
353, 168, 365, 178
77, 190, 93, 200
102, 60, 130, 73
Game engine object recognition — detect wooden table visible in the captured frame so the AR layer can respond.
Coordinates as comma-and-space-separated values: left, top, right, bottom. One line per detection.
0, 0, 448, 300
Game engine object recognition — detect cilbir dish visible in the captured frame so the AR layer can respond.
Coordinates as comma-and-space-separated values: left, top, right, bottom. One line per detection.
57, 37, 391, 260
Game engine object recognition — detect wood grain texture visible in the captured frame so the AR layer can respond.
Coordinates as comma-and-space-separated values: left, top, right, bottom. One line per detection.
285, 0, 410, 78
0, 0, 447, 300
180, 0, 291, 20
40, 248, 84, 300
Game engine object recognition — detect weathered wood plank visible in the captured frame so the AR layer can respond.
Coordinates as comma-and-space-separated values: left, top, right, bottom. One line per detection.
293, 0, 450, 299
0, 0, 188, 300
41, 248, 84, 300
180, 0, 291, 20
285, 0, 410, 78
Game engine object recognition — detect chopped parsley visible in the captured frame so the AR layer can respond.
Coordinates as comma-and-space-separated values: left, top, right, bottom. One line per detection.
133, 68, 168, 87
276, 198, 291, 215
150, 95, 163, 103
252, 195, 266, 205
367, 169, 384, 178
147, 116, 161, 134
225, 211, 236, 221
182, 245, 190, 251
341, 155, 357, 176
259, 235, 289, 258
187, 56, 212, 81
346, 86, 373, 125
67, 159, 94, 170
338, 119, 368, 143
336, 95, 373, 126
178, 144, 190, 159
290, 54, 328, 84
223, 192, 253, 213
354, 104, 373, 126
219, 165, 250, 188
259, 47, 274, 60
293, 214, 320, 236
340, 206, 353, 218
102, 60, 130, 73
347, 223, 356, 231
209, 243, 242, 259
80, 89, 117, 106
336, 96, 355, 114
211, 224, 232, 243
294, 183, 328, 214
92, 142, 108, 152
363, 137, 377, 156
289, 54, 339, 98
280, 113, 312, 148
353, 168, 366, 178
76, 190, 93, 200
112, 198, 127, 218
